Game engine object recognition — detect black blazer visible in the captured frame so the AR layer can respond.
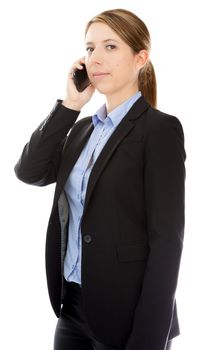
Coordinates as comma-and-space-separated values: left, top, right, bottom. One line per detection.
15, 96, 186, 350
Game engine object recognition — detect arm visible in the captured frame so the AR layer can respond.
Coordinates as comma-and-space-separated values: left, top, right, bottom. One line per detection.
14, 100, 80, 186
14, 57, 95, 186
126, 115, 186, 350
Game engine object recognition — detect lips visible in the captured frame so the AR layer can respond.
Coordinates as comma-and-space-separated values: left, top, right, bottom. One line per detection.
92, 72, 110, 77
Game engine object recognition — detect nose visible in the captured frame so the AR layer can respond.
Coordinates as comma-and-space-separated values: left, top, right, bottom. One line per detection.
88, 48, 103, 65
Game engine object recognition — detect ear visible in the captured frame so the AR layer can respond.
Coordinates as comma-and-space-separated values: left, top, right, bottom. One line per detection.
135, 50, 149, 70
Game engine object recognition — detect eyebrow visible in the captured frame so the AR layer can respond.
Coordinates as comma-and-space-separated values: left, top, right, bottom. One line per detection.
85, 39, 119, 45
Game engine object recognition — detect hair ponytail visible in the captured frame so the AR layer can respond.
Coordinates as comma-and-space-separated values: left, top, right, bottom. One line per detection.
138, 59, 157, 108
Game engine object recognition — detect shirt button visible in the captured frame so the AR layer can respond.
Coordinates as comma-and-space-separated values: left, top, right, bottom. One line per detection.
84, 234, 92, 243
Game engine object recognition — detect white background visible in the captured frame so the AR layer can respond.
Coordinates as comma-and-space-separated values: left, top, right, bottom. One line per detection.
1, 0, 206, 349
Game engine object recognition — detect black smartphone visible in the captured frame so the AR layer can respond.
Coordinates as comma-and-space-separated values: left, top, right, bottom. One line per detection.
73, 64, 90, 92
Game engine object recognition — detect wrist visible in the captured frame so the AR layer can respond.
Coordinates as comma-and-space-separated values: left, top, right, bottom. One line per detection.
62, 99, 81, 111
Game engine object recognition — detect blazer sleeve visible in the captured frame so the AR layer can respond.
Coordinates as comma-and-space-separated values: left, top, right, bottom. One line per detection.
14, 100, 80, 186
126, 114, 186, 350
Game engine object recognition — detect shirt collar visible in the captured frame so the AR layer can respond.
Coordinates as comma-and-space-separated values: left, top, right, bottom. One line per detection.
92, 91, 142, 128
92, 104, 107, 127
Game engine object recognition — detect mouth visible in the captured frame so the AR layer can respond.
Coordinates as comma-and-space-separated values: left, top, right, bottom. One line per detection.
92, 72, 110, 79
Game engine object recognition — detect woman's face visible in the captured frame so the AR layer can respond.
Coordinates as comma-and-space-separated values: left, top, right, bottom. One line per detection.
85, 22, 143, 99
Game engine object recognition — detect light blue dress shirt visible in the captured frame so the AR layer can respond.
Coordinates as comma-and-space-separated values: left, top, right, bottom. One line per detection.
64, 90, 142, 284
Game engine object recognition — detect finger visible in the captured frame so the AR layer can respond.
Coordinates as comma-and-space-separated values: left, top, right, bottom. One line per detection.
69, 71, 75, 79
79, 56, 86, 64
74, 57, 86, 69
68, 58, 86, 79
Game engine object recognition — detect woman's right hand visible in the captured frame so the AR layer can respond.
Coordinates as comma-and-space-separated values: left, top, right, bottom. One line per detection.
62, 57, 95, 111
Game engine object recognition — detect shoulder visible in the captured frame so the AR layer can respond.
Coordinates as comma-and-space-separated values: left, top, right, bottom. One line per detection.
141, 106, 186, 161
144, 106, 185, 142
146, 106, 184, 131
66, 115, 92, 137
61, 115, 93, 154
72, 115, 93, 130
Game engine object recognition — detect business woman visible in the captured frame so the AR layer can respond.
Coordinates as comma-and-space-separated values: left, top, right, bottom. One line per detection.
15, 8, 186, 350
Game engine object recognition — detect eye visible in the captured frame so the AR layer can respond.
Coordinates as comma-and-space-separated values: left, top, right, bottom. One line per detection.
86, 47, 94, 53
106, 44, 116, 50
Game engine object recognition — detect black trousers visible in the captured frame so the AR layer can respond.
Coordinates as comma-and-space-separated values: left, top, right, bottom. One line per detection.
54, 281, 173, 350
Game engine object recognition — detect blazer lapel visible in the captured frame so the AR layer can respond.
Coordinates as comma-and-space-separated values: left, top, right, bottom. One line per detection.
82, 96, 149, 216
54, 120, 94, 205
54, 95, 149, 211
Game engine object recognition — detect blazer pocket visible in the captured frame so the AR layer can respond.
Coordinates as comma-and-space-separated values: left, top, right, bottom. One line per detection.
117, 243, 149, 262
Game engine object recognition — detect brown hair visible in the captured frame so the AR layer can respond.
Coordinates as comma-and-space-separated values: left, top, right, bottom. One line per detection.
85, 9, 157, 108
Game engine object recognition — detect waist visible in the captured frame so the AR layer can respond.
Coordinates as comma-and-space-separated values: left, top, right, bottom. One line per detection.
64, 278, 82, 291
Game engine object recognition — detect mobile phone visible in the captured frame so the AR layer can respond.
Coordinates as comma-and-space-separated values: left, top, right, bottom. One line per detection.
73, 64, 90, 92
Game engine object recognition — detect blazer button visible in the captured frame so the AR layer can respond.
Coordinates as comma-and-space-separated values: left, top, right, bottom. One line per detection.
84, 234, 92, 243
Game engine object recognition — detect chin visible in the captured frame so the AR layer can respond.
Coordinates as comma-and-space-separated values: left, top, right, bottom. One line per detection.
94, 84, 115, 96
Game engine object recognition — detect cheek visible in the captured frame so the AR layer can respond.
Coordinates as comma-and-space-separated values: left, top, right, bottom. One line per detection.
114, 57, 133, 72
113, 61, 132, 80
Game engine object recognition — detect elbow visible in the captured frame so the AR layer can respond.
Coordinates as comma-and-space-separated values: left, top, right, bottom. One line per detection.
14, 161, 46, 186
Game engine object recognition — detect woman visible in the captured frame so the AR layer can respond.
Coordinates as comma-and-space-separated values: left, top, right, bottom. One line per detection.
15, 8, 186, 350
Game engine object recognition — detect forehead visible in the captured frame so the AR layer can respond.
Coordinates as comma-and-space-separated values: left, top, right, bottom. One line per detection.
85, 22, 122, 44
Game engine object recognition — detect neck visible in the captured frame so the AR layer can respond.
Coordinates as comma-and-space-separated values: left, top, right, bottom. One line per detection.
105, 87, 139, 114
